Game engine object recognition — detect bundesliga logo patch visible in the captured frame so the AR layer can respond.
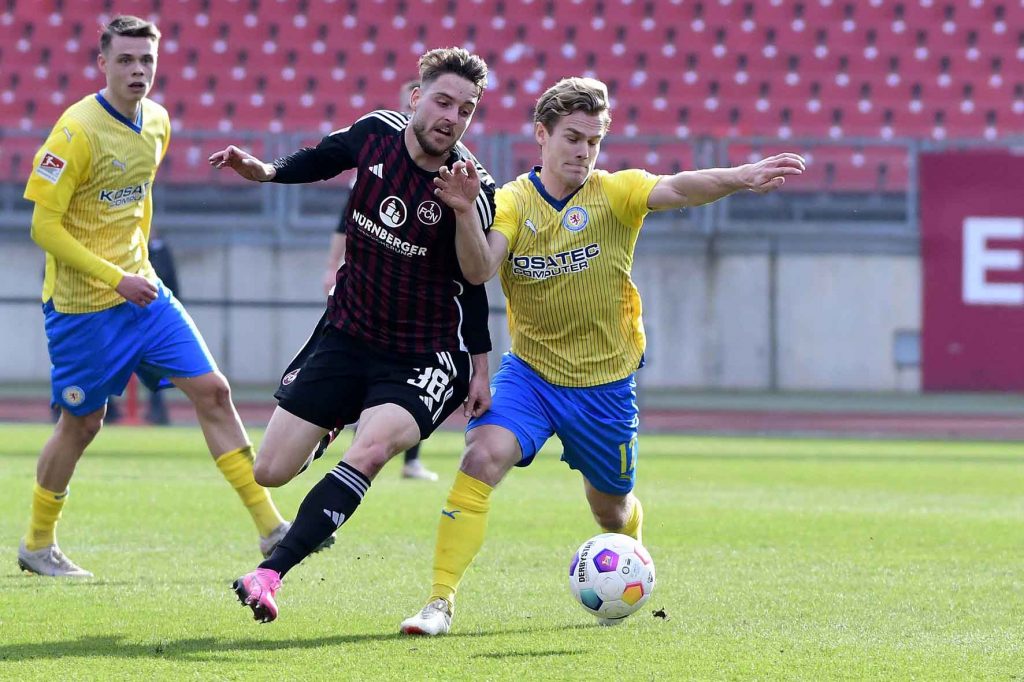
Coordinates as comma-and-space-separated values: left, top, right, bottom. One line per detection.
35, 151, 67, 184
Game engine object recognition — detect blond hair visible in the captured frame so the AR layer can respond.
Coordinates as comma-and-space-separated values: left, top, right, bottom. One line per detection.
534, 77, 611, 133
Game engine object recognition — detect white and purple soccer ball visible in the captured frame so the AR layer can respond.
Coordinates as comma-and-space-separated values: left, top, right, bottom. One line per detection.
568, 533, 655, 623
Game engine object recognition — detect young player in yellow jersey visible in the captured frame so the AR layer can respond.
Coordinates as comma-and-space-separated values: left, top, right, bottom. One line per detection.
401, 77, 805, 633
18, 16, 296, 577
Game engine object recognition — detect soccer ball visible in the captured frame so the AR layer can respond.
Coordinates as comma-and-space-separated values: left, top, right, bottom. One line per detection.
568, 533, 655, 624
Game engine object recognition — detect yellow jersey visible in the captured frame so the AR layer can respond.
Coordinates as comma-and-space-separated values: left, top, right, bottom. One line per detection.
491, 168, 661, 387
24, 93, 169, 313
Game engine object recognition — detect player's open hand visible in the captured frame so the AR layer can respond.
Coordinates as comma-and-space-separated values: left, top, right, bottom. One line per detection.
741, 153, 806, 193
434, 160, 480, 214
208, 145, 276, 182
463, 371, 492, 419
116, 273, 159, 308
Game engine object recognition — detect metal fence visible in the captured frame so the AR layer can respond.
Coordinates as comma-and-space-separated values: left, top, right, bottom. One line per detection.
0, 129, 920, 245
5, 128, 1024, 253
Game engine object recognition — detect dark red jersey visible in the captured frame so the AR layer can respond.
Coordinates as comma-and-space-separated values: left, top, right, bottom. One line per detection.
272, 109, 496, 354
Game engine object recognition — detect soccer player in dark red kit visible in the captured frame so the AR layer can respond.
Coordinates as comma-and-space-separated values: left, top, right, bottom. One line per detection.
209, 47, 495, 623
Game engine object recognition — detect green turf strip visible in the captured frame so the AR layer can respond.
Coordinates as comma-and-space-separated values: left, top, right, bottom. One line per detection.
0, 425, 1020, 680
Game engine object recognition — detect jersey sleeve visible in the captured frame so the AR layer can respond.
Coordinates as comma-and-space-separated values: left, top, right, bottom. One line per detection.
601, 169, 662, 230
23, 117, 91, 214
30, 203, 125, 288
490, 185, 520, 252
272, 110, 398, 184
459, 280, 492, 355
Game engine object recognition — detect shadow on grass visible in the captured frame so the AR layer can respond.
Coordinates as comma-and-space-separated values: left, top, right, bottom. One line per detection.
471, 648, 584, 659
1, 576, 139, 588
0, 625, 586, 662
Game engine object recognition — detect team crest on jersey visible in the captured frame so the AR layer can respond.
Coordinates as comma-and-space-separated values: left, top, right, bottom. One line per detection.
61, 385, 85, 407
417, 201, 441, 225
282, 369, 300, 386
35, 152, 66, 184
562, 206, 589, 232
379, 195, 407, 228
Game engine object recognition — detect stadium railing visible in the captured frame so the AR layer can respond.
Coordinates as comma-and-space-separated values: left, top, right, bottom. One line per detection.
3, 130, 1021, 255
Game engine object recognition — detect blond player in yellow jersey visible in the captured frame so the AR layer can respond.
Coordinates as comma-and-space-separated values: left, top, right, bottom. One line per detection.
18, 16, 299, 577
402, 77, 805, 633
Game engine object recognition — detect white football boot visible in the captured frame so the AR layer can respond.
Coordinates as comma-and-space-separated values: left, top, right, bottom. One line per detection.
17, 540, 93, 577
399, 598, 452, 635
401, 459, 439, 481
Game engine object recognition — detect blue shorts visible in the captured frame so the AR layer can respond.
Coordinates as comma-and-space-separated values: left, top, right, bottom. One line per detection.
468, 353, 639, 495
44, 281, 217, 416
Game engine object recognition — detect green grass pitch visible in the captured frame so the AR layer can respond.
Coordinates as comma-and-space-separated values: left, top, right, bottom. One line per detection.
0, 423, 1021, 680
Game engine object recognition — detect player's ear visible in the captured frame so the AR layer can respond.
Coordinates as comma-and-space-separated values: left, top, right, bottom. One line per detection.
534, 121, 547, 146
409, 86, 421, 112
97, 50, 107, 72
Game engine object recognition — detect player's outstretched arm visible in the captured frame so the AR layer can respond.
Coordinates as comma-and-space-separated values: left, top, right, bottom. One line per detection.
646, 153, 806, 212
208, 145, 276, 182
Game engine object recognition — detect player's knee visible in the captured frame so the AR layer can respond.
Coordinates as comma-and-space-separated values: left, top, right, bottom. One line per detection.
344, 442, 391, 478
58, 411, 103, 448
252, 455, 288, 488
459, 440, 511, 486
194, 375, 233, 413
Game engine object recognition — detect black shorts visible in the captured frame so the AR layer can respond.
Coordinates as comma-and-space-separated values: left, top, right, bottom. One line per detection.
274, 315, 471, 439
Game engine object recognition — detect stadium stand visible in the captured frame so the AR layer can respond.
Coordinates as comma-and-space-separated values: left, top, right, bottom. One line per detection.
1, 0, 1022, 189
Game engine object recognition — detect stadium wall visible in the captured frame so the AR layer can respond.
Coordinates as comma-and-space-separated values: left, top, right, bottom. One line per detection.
0, 240, 919, 392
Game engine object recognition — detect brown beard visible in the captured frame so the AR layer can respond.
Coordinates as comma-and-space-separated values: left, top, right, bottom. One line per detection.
412, 117, 456, 157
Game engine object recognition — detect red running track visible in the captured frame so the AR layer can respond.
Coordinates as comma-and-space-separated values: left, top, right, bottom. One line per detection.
3, 399, 1023, 441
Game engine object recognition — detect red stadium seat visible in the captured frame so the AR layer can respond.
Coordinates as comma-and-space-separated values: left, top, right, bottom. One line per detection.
0, 133, 43, 182
0, 0, 1017, 186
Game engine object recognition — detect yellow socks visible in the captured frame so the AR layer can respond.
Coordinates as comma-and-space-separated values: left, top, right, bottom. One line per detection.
430, 471, 494, 608
25, 483, 68, 551
215, 445, 285, 537
616, 496, 644, 545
